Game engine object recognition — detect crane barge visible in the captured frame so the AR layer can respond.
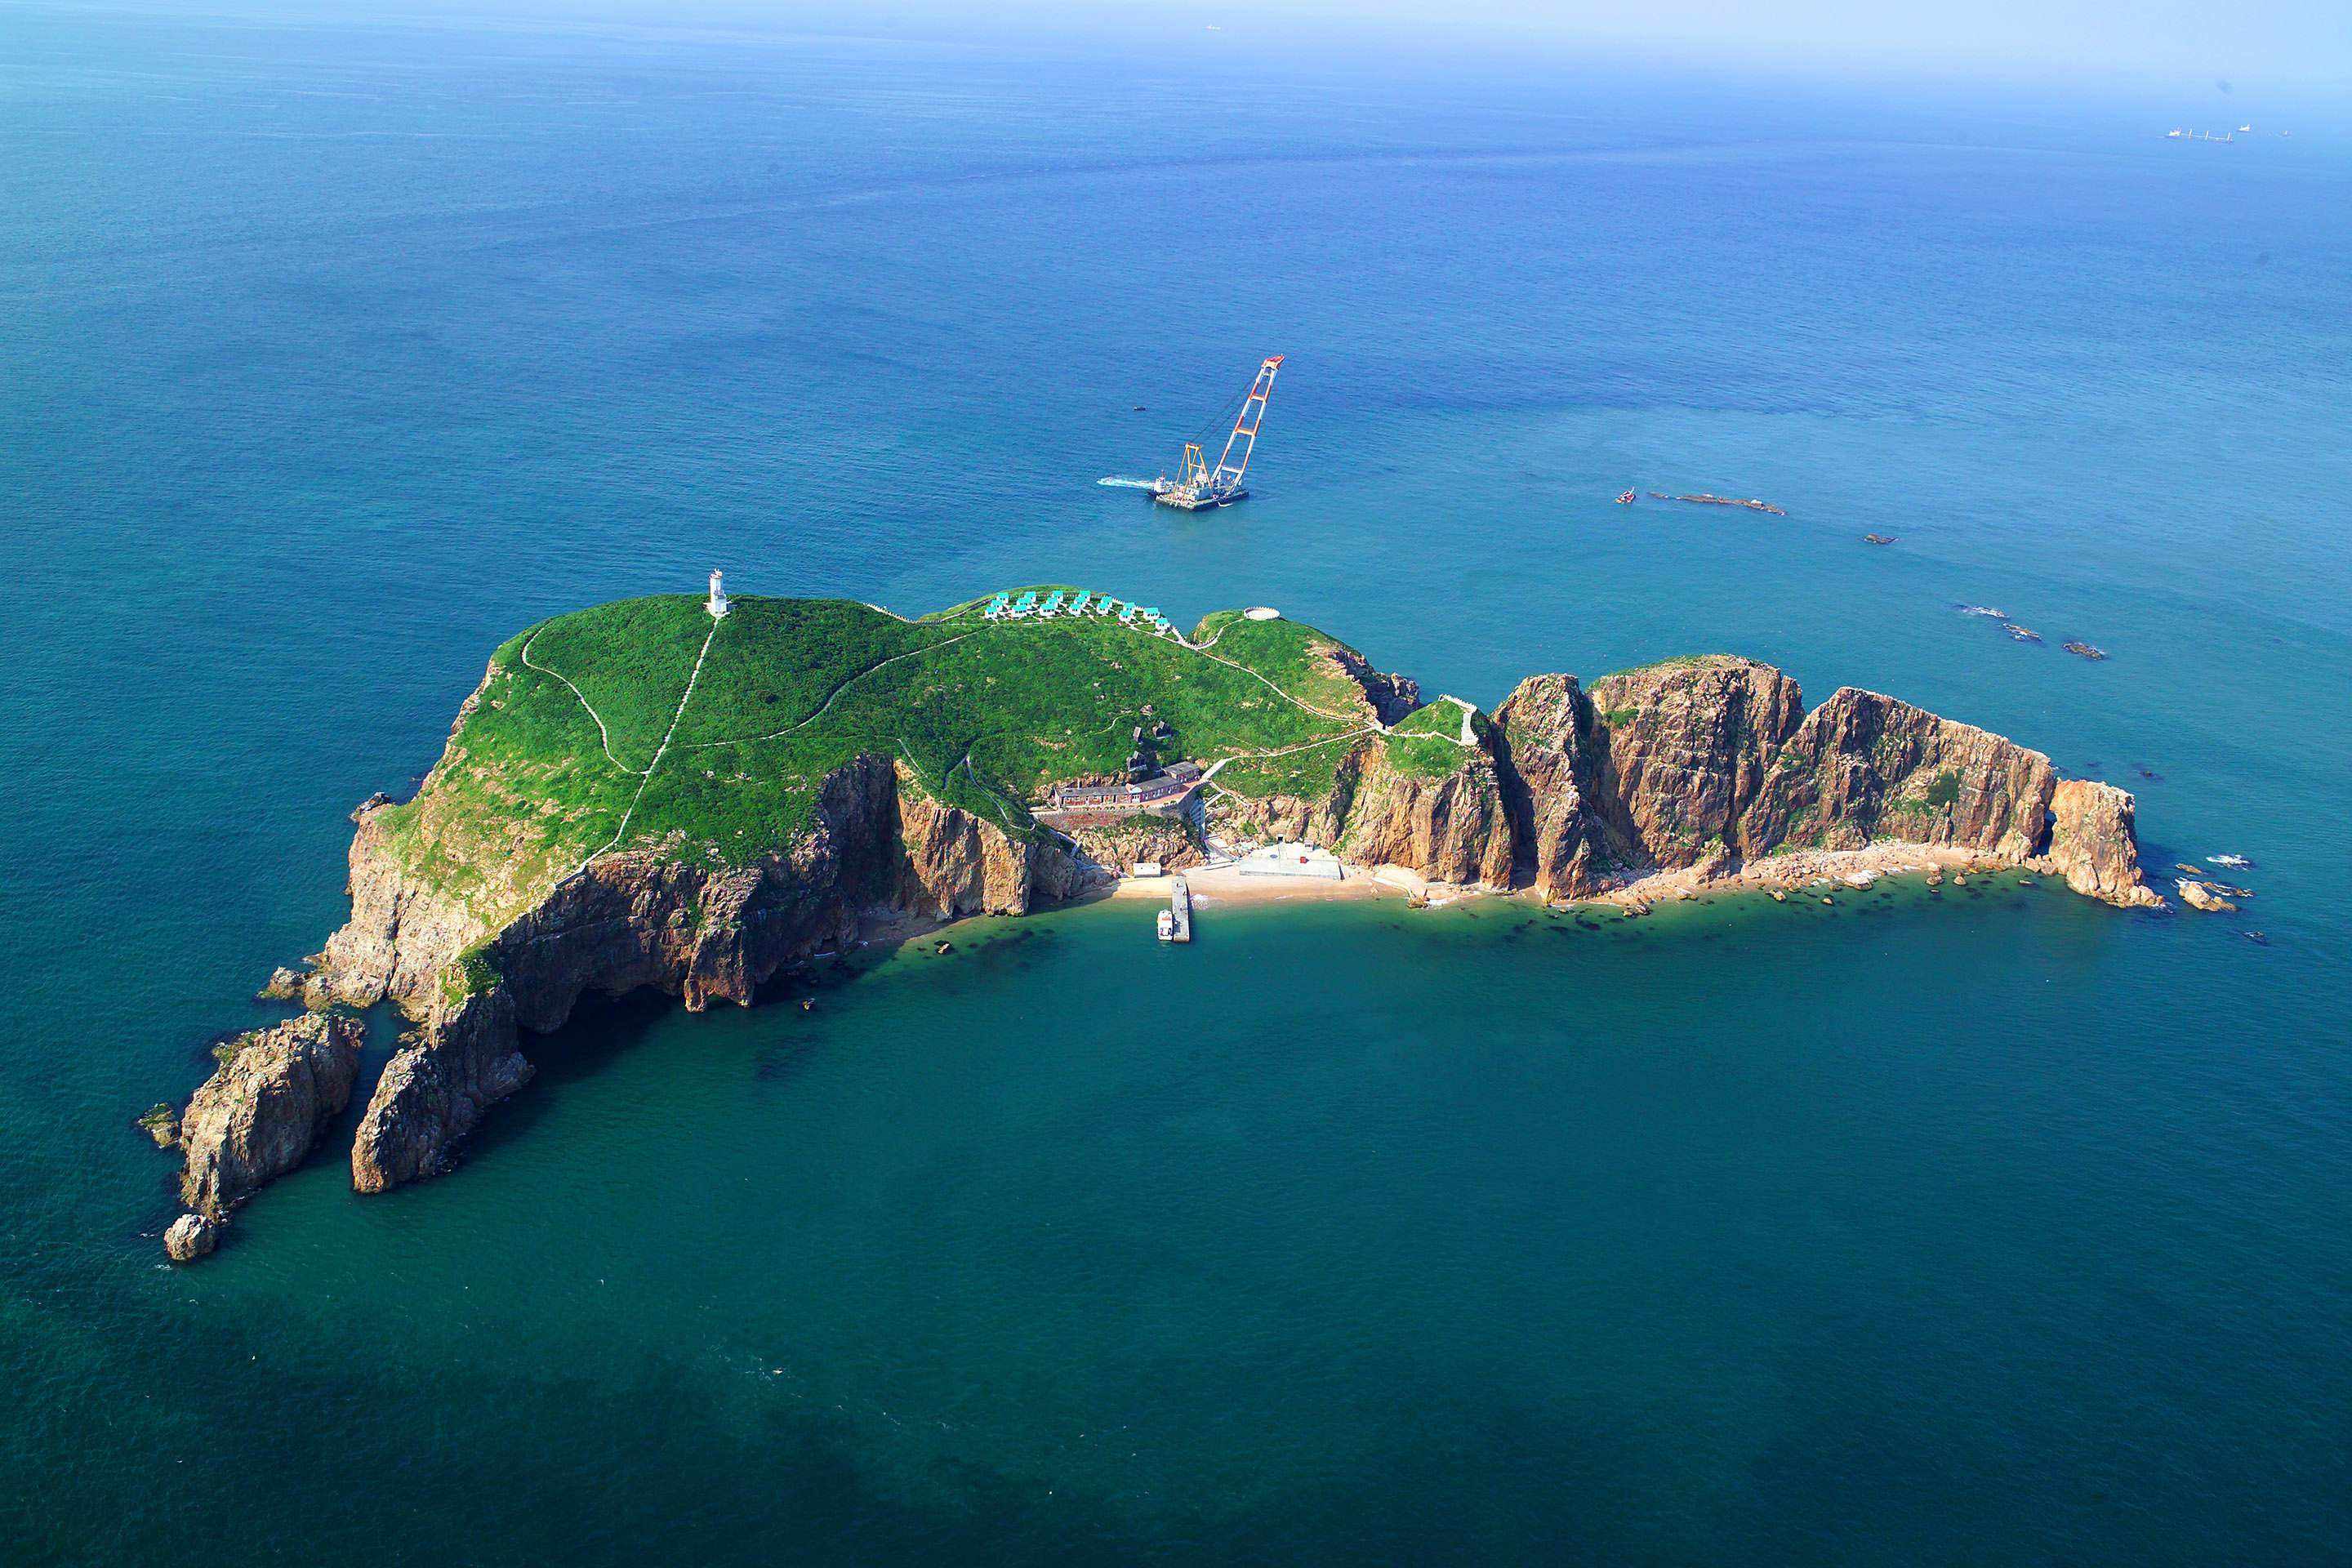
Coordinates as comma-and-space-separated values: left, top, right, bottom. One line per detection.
1150, 355, 1283, 510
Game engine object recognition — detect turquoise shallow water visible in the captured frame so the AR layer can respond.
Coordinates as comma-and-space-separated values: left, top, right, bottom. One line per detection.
3, 9, 2350, 1564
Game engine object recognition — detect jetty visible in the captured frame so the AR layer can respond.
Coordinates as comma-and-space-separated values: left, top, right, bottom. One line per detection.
1162, 876, 1194, 943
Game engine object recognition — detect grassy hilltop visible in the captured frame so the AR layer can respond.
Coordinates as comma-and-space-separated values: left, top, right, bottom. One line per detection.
375, 590, 1390, 930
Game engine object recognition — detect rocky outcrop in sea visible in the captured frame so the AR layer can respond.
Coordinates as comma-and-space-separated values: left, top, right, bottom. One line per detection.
163, 1013, 363, 1258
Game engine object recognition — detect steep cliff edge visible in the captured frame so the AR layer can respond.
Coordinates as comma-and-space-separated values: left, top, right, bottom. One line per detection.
1584, 657, 1804, 869
1489, 675, 1615, 900
1740, 687, 2056, 862
1495, 668, 2158, 909
323, 753, 1085, 1192
351, 979, 529, 1194
1336, 734, 1517, 888
2033, 780, 2164, 908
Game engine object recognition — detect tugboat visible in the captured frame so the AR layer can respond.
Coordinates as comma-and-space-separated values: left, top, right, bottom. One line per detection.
1615, 489, 1637, 505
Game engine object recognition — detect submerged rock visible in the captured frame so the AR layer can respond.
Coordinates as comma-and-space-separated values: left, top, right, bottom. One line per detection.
2176, 878, 2238, 913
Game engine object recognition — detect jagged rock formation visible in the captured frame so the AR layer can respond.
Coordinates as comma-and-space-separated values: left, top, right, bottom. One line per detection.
895, 760, 1081, 916
1739, 688, 2057, 861
164, 1214, 218, 1263
321, 794, 488, 1014
2034, 781, 2165, 909
1337, 737, 1517, 888
175, 1013, 362, 1227
352, 982, 530, 1193
1586, 657, 1803, 868
1324, 645, 1423, 726
1489, 675, 1615, 900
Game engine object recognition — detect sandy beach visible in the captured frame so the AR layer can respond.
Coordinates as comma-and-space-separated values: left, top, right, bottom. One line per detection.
1107, 840, 2028, 917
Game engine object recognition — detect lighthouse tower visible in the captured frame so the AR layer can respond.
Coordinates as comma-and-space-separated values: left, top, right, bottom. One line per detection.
706, 568, 729, 620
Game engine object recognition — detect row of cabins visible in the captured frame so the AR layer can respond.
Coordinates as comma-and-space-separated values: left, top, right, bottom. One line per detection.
982, 590, 1172, 635
1046, 760, 1205, 813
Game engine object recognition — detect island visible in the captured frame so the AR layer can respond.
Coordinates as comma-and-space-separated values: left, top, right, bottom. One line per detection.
153, 586, 2163, 1258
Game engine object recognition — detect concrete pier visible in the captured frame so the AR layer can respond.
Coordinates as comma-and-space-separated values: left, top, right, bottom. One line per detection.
1168, 876, 1193, 943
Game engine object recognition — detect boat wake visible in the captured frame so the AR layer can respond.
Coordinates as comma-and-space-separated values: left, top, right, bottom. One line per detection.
1097, 476, 1159, 491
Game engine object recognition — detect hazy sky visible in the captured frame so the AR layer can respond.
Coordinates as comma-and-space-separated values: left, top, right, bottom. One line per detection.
71, 0, 2352, 87
910, 0, 2349, 82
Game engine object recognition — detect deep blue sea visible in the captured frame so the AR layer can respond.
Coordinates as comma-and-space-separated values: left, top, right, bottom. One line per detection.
3, 7, 2350, 1563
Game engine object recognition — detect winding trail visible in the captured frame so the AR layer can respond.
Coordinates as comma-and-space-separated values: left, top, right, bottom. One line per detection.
524, 607, 1388, 868
521, 625, 635, 774
679, 629, 984, 751
570, 615, 723, 875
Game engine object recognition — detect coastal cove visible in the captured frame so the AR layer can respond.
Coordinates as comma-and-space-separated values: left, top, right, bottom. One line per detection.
6, 11, 2351, 1563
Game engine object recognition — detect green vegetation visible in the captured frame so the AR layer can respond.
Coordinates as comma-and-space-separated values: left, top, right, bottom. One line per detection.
380, 590, 1388, 920
1210, 736, 1361, 802
442, 944, 505, 1006
1379, 733, 1470, 783
1924, 768, 1962, 809
1388, 702, 1461, 738
1598, 706, 1639, 729
1187, 611, 1377, 718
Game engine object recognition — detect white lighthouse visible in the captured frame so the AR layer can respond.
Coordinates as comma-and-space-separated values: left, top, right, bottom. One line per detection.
706, 568, 729, 619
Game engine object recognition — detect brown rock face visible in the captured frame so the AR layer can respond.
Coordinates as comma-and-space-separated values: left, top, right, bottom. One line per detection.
177, 1013, 363, 1222
1584, 657, 1804, 870
351, 982, 531, 1193
1490, 674, 1615, 899
1740, 687, 2057, 862
894, 761, 1073, 916
1207, 741, 1369, 851
2034, 780, 2164, 908
164, 1214, 218, 1263
1322, 646, 1423, 726
319, 801, 487, 1014
1339, 737, 1516, 887
326, 754, 1089, 1194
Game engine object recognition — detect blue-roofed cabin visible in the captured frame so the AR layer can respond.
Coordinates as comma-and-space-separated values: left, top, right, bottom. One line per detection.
1117, 604, 1135, 622
1041, 591, 1066, 617
1012, 592, 1038, 617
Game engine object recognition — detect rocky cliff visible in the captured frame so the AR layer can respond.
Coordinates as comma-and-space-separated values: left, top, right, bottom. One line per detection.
2033, 780, 2165, 909
1490, 667, 2154, 909
174, 1013, 362, 1232
1738, 688, 2057, 862
166, 599, 2163, 1240
310, 754, 1088, 1196
351, 980, 530, 1194
1585, 657, 1804, 869
1489, 675, 1615, 900
1336, 737, 1517, 888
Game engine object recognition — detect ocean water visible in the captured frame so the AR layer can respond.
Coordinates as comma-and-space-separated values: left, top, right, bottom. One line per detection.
4, 8, 2350, 1563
